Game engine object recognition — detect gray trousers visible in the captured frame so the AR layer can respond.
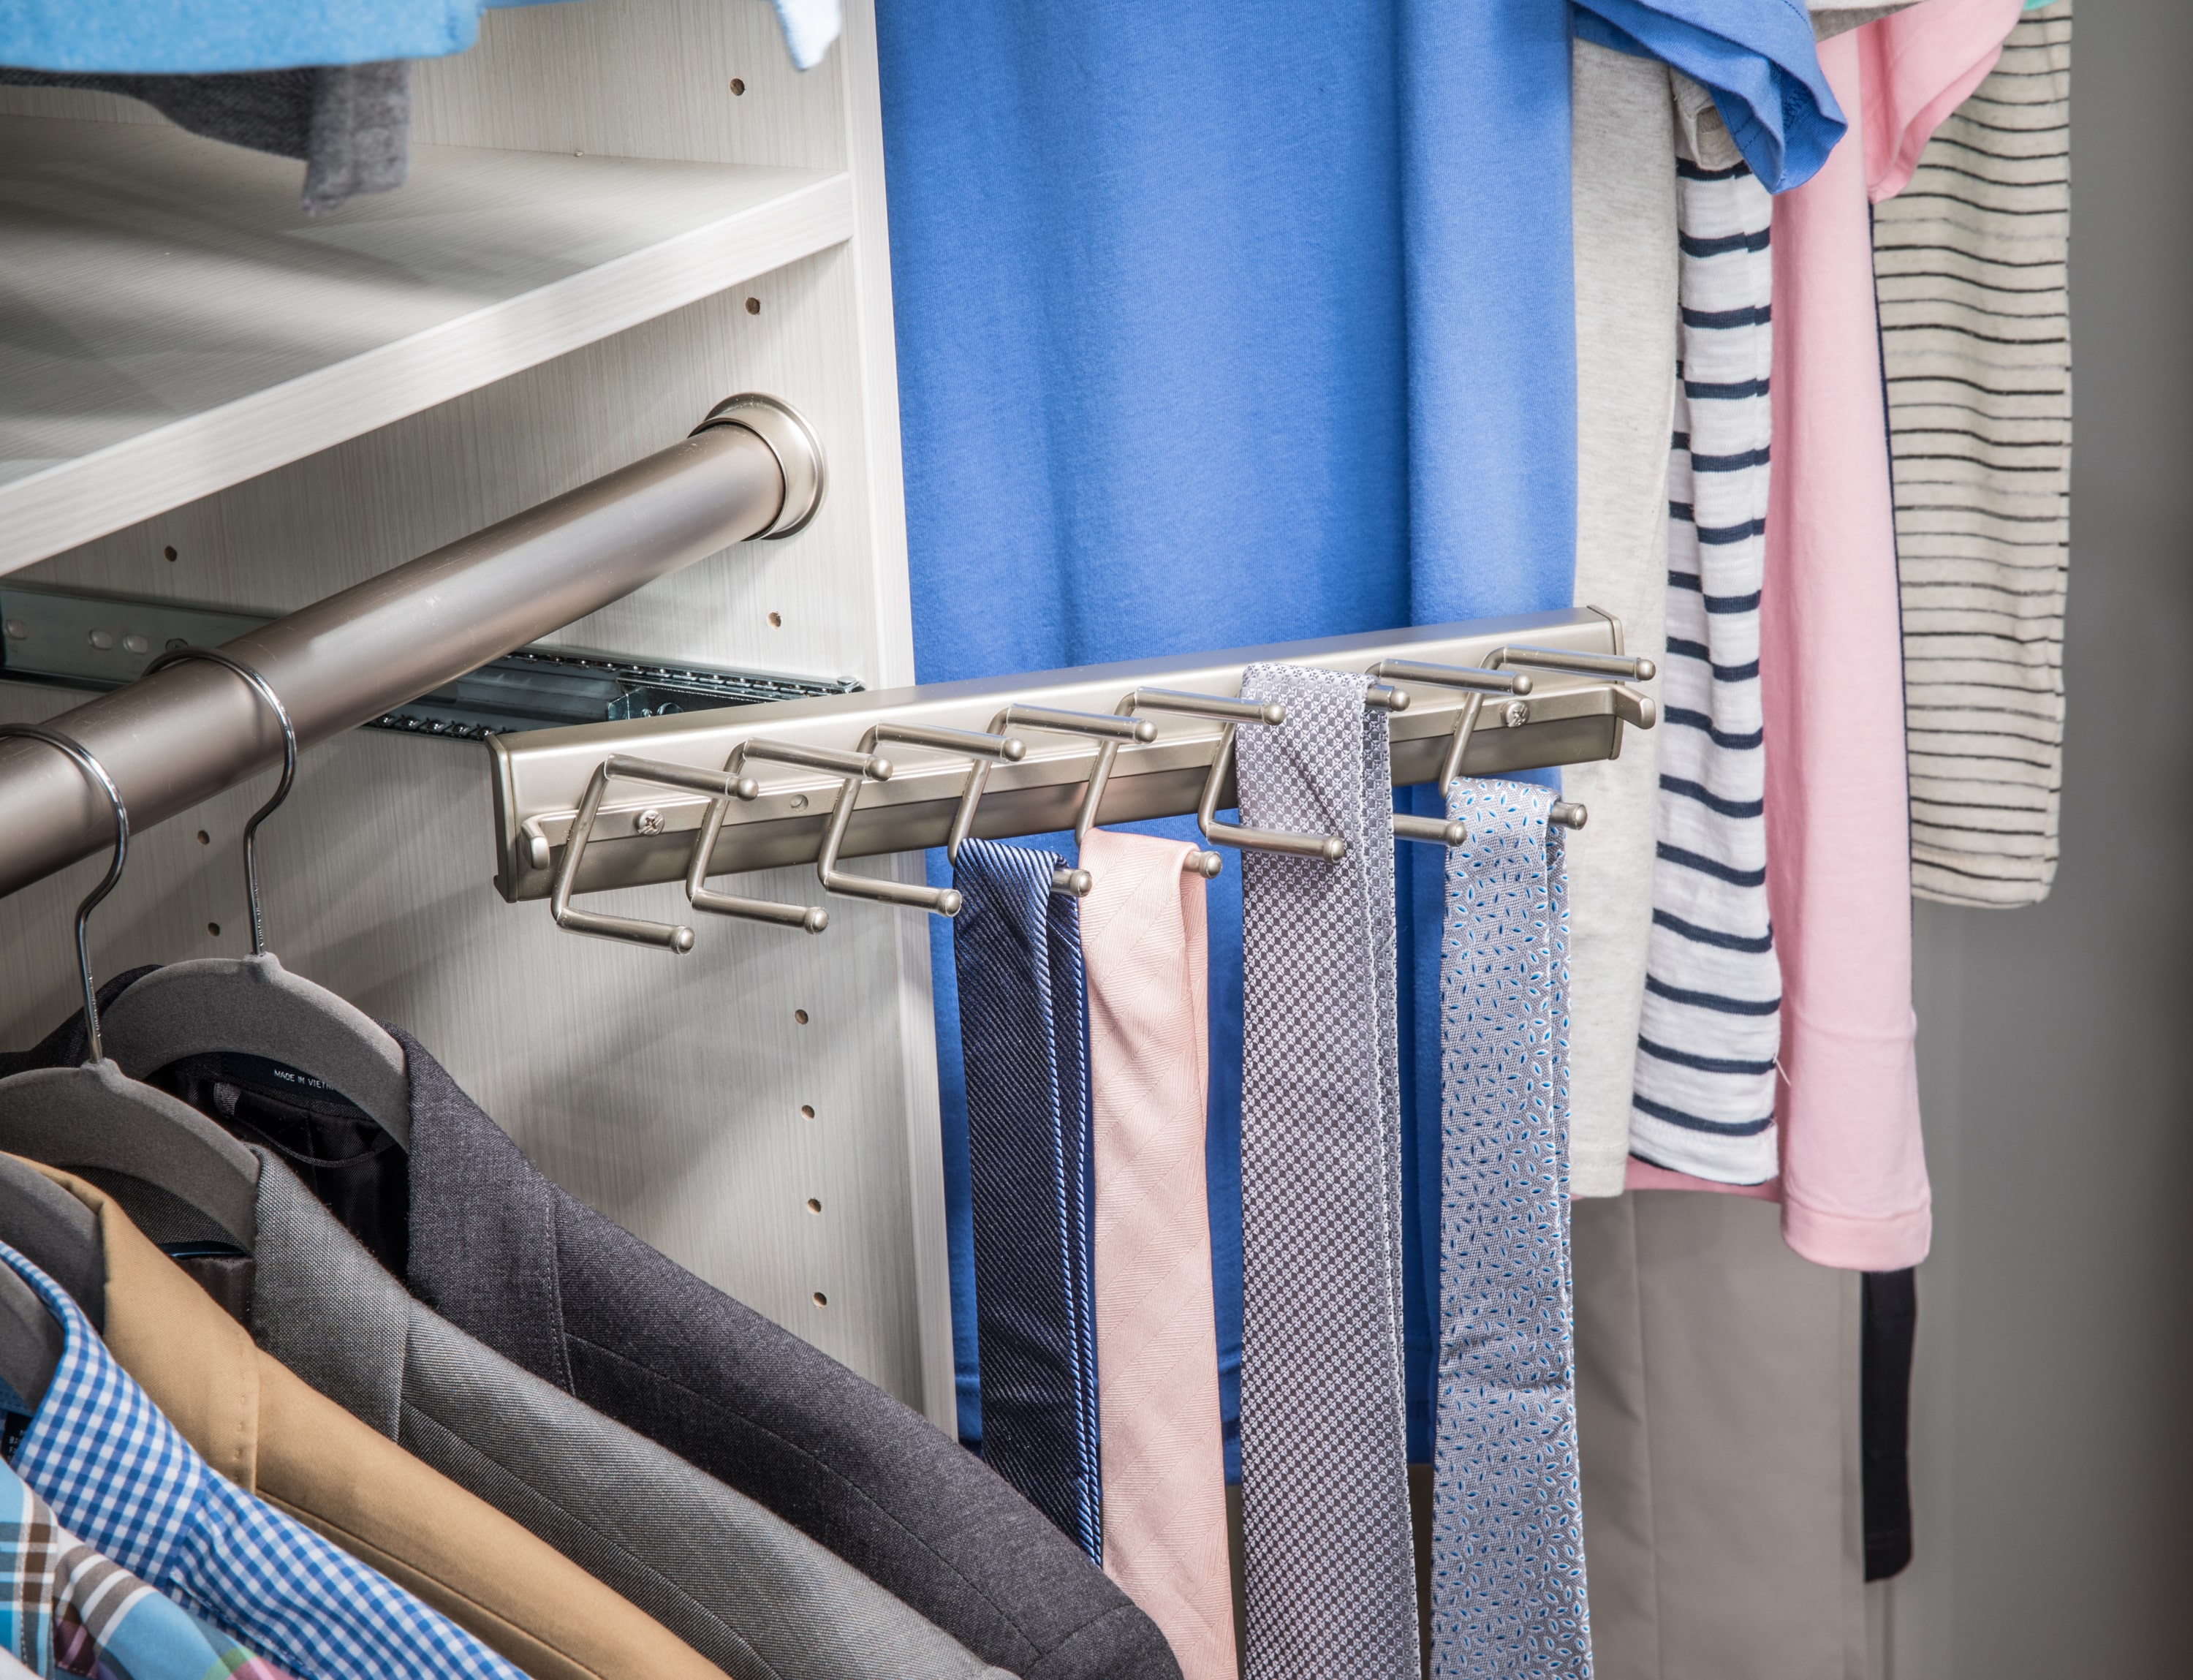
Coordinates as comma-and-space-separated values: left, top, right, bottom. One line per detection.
1573, 1192, 1865, 1680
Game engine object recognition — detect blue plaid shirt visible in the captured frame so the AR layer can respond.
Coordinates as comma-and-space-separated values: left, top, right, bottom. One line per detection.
0, 1241, 526, 1680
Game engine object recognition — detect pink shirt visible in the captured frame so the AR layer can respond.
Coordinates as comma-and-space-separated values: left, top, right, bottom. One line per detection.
1626, 0, 2024, 1271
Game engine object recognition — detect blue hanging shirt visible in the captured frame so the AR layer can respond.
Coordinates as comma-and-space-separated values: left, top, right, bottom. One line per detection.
1572, 0, 1847, 191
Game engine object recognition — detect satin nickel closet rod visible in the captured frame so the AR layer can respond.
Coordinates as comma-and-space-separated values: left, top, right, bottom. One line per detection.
0, 396, 825, 902
496, 608, 1656, 911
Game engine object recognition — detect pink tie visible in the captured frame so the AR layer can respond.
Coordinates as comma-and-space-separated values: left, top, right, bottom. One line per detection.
1080, 829, 1236, 1680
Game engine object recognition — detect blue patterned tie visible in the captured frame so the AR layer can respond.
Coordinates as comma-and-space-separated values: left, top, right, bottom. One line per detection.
1433, 779, 1591, 1679
952, 837, 1103, 1561
1235, 663, 1419, 1680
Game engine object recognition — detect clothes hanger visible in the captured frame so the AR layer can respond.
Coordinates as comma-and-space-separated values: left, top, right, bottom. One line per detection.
91, 649, 412, 1147
0, 1260, 63, 1414
0, 724, 260, 1254
0, 1155, 104, 1329
0, 1152, 105, 1418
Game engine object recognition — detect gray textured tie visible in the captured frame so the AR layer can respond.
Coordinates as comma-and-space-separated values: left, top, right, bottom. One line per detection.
1235, 662, 1418, 1680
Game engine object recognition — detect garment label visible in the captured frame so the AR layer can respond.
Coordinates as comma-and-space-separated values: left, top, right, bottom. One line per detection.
203, 1053, 371, 1120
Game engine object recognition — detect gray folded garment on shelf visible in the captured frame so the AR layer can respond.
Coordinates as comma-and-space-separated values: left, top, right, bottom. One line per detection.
0, 61, 408, 214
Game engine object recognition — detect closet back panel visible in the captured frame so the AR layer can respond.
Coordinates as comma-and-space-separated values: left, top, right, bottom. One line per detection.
0, 0, 956, 1426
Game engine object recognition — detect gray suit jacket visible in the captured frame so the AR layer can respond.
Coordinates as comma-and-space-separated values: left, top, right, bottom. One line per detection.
248, 1151, 1012, 1680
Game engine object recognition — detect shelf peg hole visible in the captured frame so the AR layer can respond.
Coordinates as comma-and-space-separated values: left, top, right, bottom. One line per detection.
196, 830, 211, 846
162, 546, 178, 562
811, 1291, 827, 1308
799, 1104, 815, 1120
745, 296, 761, 315
767, 611, 782, 628
806, 1197, 822, 1214
730, 77, 746, 94
794, 1008, 809, 1025
206, 923, 221, 937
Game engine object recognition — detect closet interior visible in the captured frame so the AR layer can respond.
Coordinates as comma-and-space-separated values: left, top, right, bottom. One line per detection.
0, 2, 2154, 1679
0, 0, 944, 1412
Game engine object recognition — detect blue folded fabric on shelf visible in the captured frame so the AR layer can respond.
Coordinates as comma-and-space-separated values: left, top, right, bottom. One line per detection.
1572, 0, 1846, 191
0, 0, 574, 75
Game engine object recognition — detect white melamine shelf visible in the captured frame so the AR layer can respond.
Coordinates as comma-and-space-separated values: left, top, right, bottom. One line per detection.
0, 114, 852, 571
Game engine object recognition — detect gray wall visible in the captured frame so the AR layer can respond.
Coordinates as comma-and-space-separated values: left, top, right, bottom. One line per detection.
1878, 2, 2193, 1673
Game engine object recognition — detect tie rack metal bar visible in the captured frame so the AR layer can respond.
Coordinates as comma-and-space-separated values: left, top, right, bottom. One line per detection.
493, 609, 1658, 947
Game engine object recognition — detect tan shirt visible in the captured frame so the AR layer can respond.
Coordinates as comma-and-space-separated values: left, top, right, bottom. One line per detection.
29, 1163, 724, 1680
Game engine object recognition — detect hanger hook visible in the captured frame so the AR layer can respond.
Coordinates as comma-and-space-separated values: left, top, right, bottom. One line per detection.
0, 726, 128, 1064
143, 648, 295, 958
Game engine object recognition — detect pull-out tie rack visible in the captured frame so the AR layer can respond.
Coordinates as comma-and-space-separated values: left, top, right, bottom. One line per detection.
491, 610, 1656, 951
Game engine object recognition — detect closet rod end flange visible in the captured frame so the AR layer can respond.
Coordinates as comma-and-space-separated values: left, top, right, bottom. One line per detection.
695, 394, 827, 540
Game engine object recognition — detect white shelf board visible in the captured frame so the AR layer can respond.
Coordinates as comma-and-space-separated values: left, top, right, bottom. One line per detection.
0, 114, 851, 570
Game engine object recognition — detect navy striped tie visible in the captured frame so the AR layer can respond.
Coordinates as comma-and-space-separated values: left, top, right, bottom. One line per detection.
953, 837, 1103, 1561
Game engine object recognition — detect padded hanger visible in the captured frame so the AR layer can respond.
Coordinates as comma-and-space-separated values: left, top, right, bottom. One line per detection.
99, 956, 411, 1149
0, 724, 261, 1254
0, 1154, 104, 1328
0, 1262, 62, 1414
91, 650, 411, 1147
0, 1063, 259, 1252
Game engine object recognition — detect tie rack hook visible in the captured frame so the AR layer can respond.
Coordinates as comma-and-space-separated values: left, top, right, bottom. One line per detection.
687, 738, 865, 934
1118, 689, 1349, 864
985, 705, 1159, 892
552, 752, 758, 950
1368, 657, 1600, 833
1083, 688, 1343, 863
876, 723, 1026, 866
870, 722, 1086, 899
1488, 644, 1658, 731
1367, 659, 1534, 792
1481, 645, 1652, 828
1077, 689, 1260, 871
793, 741, 966, 920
